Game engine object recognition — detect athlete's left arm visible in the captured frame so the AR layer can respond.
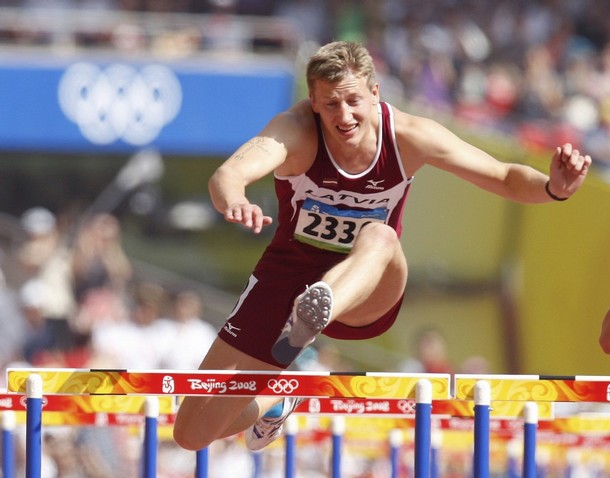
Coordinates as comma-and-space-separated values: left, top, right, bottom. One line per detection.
395, 112, 591, 203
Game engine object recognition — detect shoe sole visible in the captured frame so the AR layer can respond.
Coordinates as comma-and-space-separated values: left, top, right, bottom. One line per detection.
271, 282, 332, 366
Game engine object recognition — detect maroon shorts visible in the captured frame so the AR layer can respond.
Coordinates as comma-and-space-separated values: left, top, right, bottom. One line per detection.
217, 243, 403, 368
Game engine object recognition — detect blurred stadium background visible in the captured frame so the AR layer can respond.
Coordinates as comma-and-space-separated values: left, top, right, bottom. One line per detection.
1, 0, 610, 375
0, 0, 609, 474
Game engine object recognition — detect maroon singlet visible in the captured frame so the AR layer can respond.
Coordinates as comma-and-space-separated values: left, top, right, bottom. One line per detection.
217, 102, 413, 367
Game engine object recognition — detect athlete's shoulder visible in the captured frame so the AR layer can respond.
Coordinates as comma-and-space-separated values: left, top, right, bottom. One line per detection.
284, 99, 316, 128
388, 105, 451, 143
273, 100, 318, 176
386, 104, 457, 175
261, 99, 315, 146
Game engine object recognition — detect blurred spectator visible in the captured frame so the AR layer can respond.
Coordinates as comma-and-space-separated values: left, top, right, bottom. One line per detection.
274, 0, 332, 44
519, 44, 566, 121
398, 326, 454, 374
91, 281, 174, 368
71, 212, 132, 304
459, 355, 491, 374
16, 207, 76, 361
584, 98, 610, 172
331, 0, 368, 44
160, 289, 217, 369
0, 267, 27, 367
295, 342, 353, 372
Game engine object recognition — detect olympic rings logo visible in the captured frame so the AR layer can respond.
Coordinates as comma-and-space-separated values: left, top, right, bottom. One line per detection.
267, 378, 299, 394
397, 399, 416, 415
58, 62, 182, 146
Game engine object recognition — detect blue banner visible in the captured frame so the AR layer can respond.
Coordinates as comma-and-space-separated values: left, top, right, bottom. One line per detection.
0, 54, 295, 155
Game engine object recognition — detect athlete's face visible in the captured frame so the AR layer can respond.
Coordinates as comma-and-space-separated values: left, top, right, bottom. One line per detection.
309, 74, 379, 145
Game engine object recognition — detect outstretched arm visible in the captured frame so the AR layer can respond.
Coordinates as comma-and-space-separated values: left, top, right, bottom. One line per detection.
499, 142, 591, 203
399, 115, 592, 203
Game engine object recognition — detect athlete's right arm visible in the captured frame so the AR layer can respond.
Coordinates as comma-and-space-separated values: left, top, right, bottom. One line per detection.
208, 106, 306, 234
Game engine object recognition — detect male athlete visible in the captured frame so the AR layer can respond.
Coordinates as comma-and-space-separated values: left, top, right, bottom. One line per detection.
173, 41, 591, 452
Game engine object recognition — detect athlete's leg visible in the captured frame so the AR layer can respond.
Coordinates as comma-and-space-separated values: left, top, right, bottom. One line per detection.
322, 222, 408, 326
173, 337, 283, 451
272, 222, 407, 365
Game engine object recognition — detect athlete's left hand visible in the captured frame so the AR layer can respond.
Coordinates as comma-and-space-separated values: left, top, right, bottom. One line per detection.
548, 143, 592, 199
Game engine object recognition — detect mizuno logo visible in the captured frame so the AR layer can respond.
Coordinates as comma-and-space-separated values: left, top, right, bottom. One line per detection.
224, 322, 241, 337
366, 179, 385, 190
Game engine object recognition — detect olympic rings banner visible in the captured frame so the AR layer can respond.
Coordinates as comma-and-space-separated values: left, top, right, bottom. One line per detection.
297, 397, 554, 419
0, 55, 294, 155
6, 368, 451, 399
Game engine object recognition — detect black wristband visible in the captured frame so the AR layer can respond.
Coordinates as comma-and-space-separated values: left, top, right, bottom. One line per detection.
545, 180, 568, 201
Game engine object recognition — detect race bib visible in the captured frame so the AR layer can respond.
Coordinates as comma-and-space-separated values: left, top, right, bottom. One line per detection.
294, 198, 388, 253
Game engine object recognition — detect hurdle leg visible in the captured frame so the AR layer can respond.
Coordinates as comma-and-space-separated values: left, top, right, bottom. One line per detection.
473, 380, 491, 478
2, 410, 16, 478
331, 416, 345, 478
431, 427, 442, 478
285, 415, 298, 478
522, 402, 538, 478
251, 450, 263, 478
414, 379, 432, 478
25, 374, 42, 478
195, 448, 208, 478
506, 439, 521, 478
142, 397, 159, 478
389, 429, 402, 478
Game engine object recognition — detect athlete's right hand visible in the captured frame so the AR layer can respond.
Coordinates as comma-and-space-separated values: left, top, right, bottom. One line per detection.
224, 203, 273, 234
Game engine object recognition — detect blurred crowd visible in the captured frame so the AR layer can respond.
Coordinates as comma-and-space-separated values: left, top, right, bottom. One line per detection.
1, 0, 609, 168
0, 207, 221, 476
0, 207, 218, 372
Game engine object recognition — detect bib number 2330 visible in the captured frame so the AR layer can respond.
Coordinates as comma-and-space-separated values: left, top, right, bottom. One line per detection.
294, 198, 388, 253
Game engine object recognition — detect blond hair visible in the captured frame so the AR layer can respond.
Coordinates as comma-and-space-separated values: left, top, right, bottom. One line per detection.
306, 41, 377, 92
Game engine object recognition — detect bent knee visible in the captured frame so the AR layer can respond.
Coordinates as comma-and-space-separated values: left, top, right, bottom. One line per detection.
173, 421, 213, 451
358, 222, 401, 249
173, 405, 217, 451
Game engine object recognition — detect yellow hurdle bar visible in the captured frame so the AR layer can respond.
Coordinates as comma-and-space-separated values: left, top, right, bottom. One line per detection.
6, 368, 451, 399
455, 374, 610, 402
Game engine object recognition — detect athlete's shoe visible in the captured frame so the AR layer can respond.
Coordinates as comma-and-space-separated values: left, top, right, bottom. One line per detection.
245, 396, 306, 451
272, 281, 333, 366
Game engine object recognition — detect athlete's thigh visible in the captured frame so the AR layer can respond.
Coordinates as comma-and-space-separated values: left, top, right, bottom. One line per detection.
339, 245, 407, 326
198, 335, 284, 371
183, 336, 282, 410
174, 337, 282, 448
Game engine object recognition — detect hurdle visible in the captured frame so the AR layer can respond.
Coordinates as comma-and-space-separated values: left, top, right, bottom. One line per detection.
454, 374, 610, 402
6, 368, 452, 399
6, 369, 451, 478
6, 369, 610, 478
